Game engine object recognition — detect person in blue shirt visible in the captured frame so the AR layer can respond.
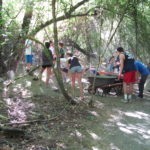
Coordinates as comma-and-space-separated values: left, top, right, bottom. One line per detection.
134, 61, 150, 99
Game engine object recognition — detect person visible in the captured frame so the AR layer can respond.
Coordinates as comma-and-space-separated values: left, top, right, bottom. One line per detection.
117, 47, 136, 103
59, 42, 65, 58
134, 61, 150, 99
106, 56, 115, 72
67, 52, 84, 99
25, 39, 33, 71
60, 57, 68, 82
40, 42, 53, 86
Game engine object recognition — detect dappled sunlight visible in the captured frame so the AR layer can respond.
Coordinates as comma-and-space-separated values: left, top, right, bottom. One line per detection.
2, 80, 35, 123
70, 130, 84, 139
75, 130, 84, 138
119, 127, 133, 134
56, 143, 67, 149
109, 110, 150, 141
94, 100, 104, 109
87, 130, 101, 140
125, 111, 150, 121
110, 143, 120, 150
88, 111, 99, 117
25, 80, 32, 87
4, 97, 35, 123
92, 147, 100, 150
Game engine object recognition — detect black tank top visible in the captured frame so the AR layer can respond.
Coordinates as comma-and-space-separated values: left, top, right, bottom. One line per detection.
123, 51, 136, 73
68, 56, 81, 69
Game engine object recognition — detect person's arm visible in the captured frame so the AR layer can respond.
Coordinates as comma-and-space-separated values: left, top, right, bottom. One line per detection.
136, 71, 140, 83
118, 54, 125, 79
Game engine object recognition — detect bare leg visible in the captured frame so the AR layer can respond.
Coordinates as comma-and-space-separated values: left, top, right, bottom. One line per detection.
40, 67, 45, 81
123, 82, 128, 101
46, 67, 52, 86
76, 72, 84, 98
71, 73, 76, 96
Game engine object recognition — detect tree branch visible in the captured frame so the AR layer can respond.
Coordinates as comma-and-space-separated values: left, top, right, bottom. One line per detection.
31, 0, 91, 35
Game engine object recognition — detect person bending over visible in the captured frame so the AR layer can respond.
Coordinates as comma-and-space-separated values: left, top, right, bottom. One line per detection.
67, 52, 84, 99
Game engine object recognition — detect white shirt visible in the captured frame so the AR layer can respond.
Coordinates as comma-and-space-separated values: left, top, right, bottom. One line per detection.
60, 58, 67, 68
49, 46, 55, 55
25, 39, 32, 55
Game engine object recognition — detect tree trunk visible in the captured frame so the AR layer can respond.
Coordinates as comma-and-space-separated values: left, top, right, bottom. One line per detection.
0, 0, 6, 75
10, 2, 34, 72
52, 0, 76, 104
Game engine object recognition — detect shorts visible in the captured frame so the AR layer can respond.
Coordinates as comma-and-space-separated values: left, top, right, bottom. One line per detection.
123, 71, 136, 83
61, 68, 68, 73
70, 66, 82, 73
42, 64, 52, 68
25, 55, 33, 63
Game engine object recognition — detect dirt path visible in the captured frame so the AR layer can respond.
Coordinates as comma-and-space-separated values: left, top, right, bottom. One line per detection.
0, 76, 150, 150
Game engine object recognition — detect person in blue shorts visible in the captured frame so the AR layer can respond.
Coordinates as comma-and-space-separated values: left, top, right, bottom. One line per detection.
25, 39, 33, 71
134, 61, 150, 99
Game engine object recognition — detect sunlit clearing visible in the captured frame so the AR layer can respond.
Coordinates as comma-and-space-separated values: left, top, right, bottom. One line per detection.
88, 111, 99, 117
75, 130, 83, 138
25, 81, 32, 87
92, 146, 100, 150
88, 131, 101, 140
119, 127, 133, 134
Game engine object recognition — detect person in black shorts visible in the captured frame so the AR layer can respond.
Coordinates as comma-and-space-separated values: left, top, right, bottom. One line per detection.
40, 42, 53, 86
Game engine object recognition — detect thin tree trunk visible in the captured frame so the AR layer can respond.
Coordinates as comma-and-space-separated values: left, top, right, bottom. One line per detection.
11, 2, 34, 72
0, 0, 6, 75
52, 0, 76, 104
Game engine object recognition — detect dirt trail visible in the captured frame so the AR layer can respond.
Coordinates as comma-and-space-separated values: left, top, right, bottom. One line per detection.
0, 76, 150, 150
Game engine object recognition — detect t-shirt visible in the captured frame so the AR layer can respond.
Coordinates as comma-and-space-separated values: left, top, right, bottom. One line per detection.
68, 56, 81, 69
59, 48, 65, 58
42, 49, 53, 66
25, 39, 32, 55
60, 58, 67, 68
49, 46, 55, 55
134, 61, 150, 75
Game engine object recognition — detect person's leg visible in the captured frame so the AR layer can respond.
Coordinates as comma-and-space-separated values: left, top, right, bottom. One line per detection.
46, 67, 52, 86
39, 67, 45, 81
123, 82, 128, 101
138, 75, 148, 98
70, 73, 76, 96
128, 83, 133, 100
76, 72, 84, 99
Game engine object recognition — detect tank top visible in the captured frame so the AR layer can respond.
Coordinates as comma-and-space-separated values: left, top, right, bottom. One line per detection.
68, 56, 81, 69
123, 51, 136, 73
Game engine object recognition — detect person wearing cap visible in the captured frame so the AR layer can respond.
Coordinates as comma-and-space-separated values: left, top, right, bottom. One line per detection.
117, 47, 136, 102
134, 61, 150, 99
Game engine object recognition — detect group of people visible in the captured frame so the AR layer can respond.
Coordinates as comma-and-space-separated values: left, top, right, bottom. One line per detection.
24, 39, 149, 101
24, 39, 84, 99
107, 47, 150, 102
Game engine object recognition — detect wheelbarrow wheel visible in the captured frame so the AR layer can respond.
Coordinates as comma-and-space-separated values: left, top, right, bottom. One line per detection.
113, 85, 123, 95
88, 85, 97, 94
